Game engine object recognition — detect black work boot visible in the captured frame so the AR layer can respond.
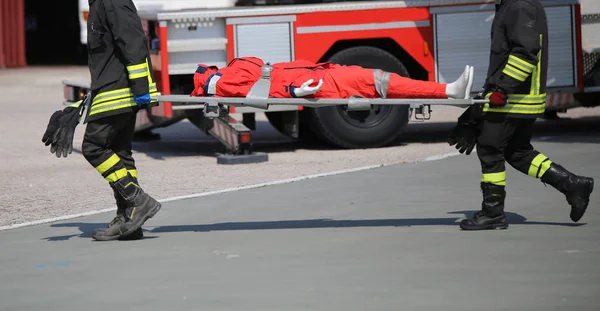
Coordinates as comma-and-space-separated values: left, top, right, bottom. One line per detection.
540, 163, 594, 222
460, 183, 509, 230
91, 188, 144, 241
112, 173, 162, 237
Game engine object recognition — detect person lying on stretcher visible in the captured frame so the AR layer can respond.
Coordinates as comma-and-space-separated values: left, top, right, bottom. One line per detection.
190, 56, 475, 100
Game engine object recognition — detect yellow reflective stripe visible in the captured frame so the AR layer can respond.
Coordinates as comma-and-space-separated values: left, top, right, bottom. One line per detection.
67, 100, 82, 108
127, 58, 153, 82
482, 172, 506, 186
126, 63, 146, 72
128, 169, 137, 178
145, 58, 154, 84
96, 154, 120, 175
528, 154, 553, 178
484, 103, 545, 114
89, 91, 160, 116
485, 93, 546, 104
93, 84, 157, 105
507, 58, 533, 74
507, 93, 546, 102
533, 34, 542, 95
94, 97, 136, 109
105, 168, 129, 183
92, 90, 160, 109
93, 87, 134, 104
90, 100, 137, 116
128, 70, 148, 80
503, 64, 529, 82
508, 55, 535, 72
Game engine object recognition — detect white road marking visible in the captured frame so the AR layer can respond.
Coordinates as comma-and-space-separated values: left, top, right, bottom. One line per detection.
0, 151, 461, 232
423, 151, 460, 162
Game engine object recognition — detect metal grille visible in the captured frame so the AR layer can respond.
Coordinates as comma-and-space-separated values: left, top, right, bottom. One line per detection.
583, 52, 600, 75
582, 14, 600, 22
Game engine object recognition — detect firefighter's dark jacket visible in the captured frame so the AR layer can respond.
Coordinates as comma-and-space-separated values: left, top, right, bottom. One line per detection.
85, 0, 158, 122
484, 0, 548, 118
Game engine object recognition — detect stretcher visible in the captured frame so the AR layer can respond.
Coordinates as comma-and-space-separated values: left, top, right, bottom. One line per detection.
153, 63, 488, 118
153, 95, 489, 111
146, 62, 488, 164
66, 63, 490, 165
148, 94, 489, 165
151, 94, 490, 127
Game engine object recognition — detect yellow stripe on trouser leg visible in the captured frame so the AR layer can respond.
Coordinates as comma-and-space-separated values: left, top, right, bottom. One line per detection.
482, 172, 507, 186
105, 168, 129, 183
96, 154, 120, 175
528, 154, 553, 178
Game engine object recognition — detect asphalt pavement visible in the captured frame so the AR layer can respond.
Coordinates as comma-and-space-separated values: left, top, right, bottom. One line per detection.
0, 136, 599, 311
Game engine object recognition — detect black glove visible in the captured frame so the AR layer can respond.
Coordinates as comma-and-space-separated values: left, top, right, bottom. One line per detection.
42, 110, 63, 146
50, 106, 82, 158
448, 121, 478, 155
447, 105, 481, 155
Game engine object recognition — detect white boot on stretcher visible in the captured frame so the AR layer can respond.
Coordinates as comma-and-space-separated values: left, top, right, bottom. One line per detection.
446, 65, 474, 99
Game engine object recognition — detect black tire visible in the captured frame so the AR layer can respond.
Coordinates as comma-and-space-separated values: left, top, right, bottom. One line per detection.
265, 111, 327, 144
307, 46, 411, 149
264, 111, 285, 133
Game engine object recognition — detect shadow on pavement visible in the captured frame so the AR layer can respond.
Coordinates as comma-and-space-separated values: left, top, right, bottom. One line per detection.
42, 211, 584, 242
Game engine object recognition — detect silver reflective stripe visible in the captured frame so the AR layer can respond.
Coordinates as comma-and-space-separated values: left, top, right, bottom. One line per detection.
297, 20, 430, 34
128, 68, 148, 75
503, 66, 528, 81
207, 75, 221, 95
374, 69, 391, 98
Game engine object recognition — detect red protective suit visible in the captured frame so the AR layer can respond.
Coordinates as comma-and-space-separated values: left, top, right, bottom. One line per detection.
190, 56, 447, 99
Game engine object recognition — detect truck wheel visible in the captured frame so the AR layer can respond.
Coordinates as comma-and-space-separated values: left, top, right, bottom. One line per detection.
265, 111, 286, 133
265, 111, 327, 144
308, 46, 411, 149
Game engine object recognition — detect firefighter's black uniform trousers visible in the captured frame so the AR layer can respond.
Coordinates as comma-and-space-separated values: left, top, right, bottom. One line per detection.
477, 117, 551, 187
82, 0, 161, 240
82, 112, 138, 183
461, 0, 594, 229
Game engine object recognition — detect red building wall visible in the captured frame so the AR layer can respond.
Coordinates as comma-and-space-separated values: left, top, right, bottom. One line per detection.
0, 0, 26, 68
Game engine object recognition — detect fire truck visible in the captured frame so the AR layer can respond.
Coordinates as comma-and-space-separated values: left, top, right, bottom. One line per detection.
63, 0, 600, 161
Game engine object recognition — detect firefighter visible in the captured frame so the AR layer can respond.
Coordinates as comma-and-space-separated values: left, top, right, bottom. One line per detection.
190, 57, 475, 101
42, 0, 162, 241
448, 0, 594, 230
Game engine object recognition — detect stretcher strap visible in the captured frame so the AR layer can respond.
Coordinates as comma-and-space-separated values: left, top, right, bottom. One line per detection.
244, 63, 274, 109
374, 70, 391, 98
